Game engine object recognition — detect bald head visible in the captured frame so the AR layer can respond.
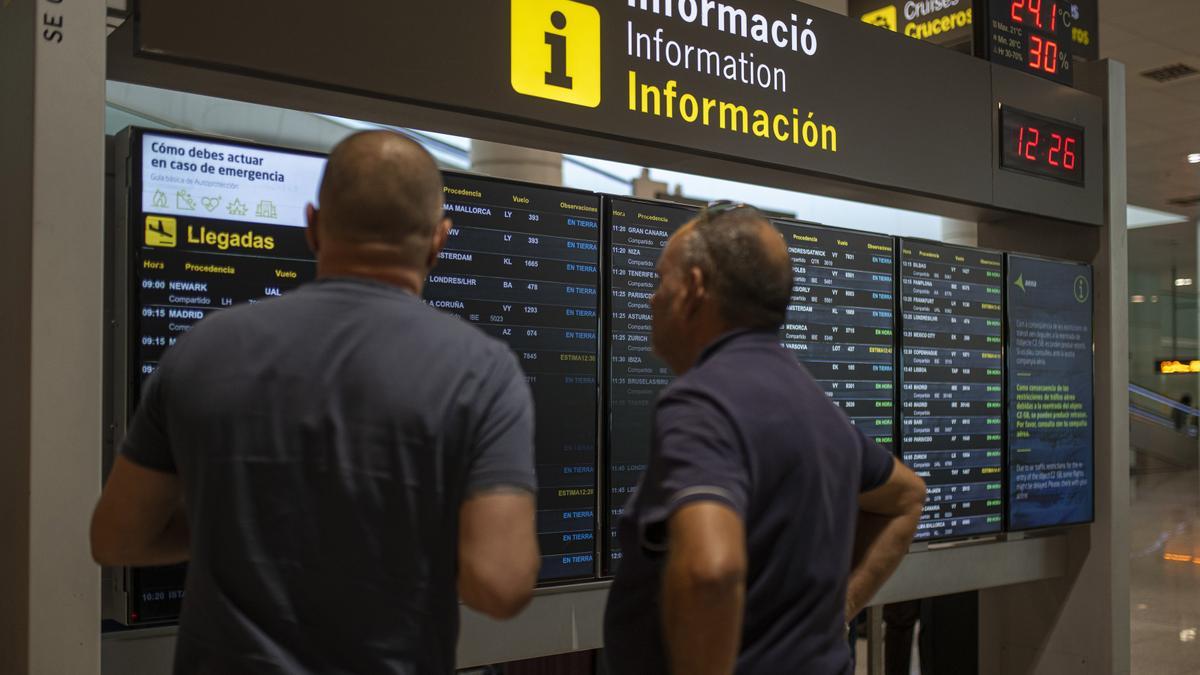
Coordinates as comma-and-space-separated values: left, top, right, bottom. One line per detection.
677, 208, 792, 331
317, 131, 444, 265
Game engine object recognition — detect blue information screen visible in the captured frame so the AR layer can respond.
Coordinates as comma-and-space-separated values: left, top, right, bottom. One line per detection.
1005, 254, 1094, 530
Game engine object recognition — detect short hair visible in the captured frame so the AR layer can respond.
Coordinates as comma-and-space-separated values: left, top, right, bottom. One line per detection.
317, 131, 444, 261
678, 207, 792, 331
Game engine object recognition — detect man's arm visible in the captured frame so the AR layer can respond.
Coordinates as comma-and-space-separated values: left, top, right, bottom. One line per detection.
846, 458, 926, 617
662, 501, 747, 675
90, 455, 189, 567
458, 487, 539, 619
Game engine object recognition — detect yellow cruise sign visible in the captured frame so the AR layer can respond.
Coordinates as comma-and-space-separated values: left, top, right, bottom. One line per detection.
511, 0, 601, 108
861, 5, 898, 32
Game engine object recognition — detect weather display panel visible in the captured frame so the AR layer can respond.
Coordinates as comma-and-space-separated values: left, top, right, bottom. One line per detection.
774, 220, 897, 450
899, 240, 1005, 542
429, 173, 602, 582
605, 198, 696, 574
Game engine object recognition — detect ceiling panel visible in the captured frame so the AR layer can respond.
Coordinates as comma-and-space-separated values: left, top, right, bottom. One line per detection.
1107, 41, 1198, 75
1101, 0, 1200, 218
1162, 78, 1200, 105
1108, 4, 1200, 41
1150, 25, 1200, 56
1126, 120, 1180, 147
1098, 20, 1144, 50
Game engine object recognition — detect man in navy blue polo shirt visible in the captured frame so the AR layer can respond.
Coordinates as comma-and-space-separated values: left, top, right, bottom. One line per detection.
605, 204, 926, 675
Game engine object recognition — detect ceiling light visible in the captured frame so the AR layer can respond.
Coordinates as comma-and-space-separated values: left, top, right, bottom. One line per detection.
1152, 296, 1160, 303
1132, 295, 1145, 303
1189, 153, 1200, 164
1177, 278, 1194, 287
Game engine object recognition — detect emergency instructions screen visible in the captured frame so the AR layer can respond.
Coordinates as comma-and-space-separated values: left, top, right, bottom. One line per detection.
605, 198, 696, 573
900, 241, 1005, 542
429, 173, 602, 581
134, 133, 324, 386
774, 220, 897, 450
129, 131, 325, 622
1006, 254, 1094, 531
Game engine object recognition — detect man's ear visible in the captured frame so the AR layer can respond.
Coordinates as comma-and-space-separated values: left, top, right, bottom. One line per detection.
684, 265, 708, 316
426, 217, 452, 269
305, 203, 320, 254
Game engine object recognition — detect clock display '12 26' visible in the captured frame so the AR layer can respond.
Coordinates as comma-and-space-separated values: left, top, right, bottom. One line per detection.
999, 106, 1085, 186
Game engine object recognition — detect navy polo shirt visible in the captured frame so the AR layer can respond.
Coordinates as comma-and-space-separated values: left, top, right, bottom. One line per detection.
604, 330, 895, 675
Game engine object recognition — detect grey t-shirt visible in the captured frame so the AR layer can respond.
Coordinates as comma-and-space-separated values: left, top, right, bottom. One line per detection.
122, 278, 536, 675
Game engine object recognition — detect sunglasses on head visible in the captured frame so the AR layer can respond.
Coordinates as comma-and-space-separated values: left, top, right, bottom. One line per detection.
699, 199, 759, 222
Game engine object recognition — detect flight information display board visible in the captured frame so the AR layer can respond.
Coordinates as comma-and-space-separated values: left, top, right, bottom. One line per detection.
774, 220, 897, 450
1006, 254, 1094, 530
429, 173, 601, 582
126, 130, 326, 623
605, 198, 696, 574
900, 240, 1005, 542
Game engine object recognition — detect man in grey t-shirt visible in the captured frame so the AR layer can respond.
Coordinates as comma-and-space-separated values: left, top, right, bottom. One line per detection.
91, 132, 540, 674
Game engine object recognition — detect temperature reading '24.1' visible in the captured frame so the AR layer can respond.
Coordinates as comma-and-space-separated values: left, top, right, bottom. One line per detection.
1010, 0, 1057, 30
1009, 0, 1066, 75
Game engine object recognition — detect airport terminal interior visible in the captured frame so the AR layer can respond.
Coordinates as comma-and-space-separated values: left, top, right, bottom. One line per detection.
5, 0, 1200, 673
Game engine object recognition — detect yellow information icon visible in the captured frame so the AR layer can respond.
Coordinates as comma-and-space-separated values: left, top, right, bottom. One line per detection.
861, 5, 898, 32
145, 216, 178, 248
511, 0, 601, 108
1074, 275, 1090, 303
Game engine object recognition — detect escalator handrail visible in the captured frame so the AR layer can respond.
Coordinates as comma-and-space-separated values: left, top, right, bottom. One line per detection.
1129, 383, 1200, 416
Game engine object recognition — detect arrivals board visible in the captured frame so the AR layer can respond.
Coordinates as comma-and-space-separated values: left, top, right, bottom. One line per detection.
128, 130, 325, 623
900, 240, 1005, 541
774, 220, 897, 450
429, 173, 602, 581
1006, 254, 1094, 530
605, 198, 696, 574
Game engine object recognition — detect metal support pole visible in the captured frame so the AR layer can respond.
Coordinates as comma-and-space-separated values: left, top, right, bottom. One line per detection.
866, 605, 885, 675
0, 1, 107, 673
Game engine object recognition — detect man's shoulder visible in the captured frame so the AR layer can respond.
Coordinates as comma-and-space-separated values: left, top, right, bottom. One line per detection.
663, 337, 829, 416
668, 340, 793, 391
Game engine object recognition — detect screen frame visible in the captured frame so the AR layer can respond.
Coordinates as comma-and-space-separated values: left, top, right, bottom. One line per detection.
599, 194, 699, 577
437, 169, 606, 586
898, 236, 1008, 545
1002, 251, 1096, 534
998, 105, 1087, 188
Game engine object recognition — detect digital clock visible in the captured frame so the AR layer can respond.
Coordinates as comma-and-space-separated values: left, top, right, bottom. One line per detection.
980, 0, 1073, 85
999, 106, 1085, 186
